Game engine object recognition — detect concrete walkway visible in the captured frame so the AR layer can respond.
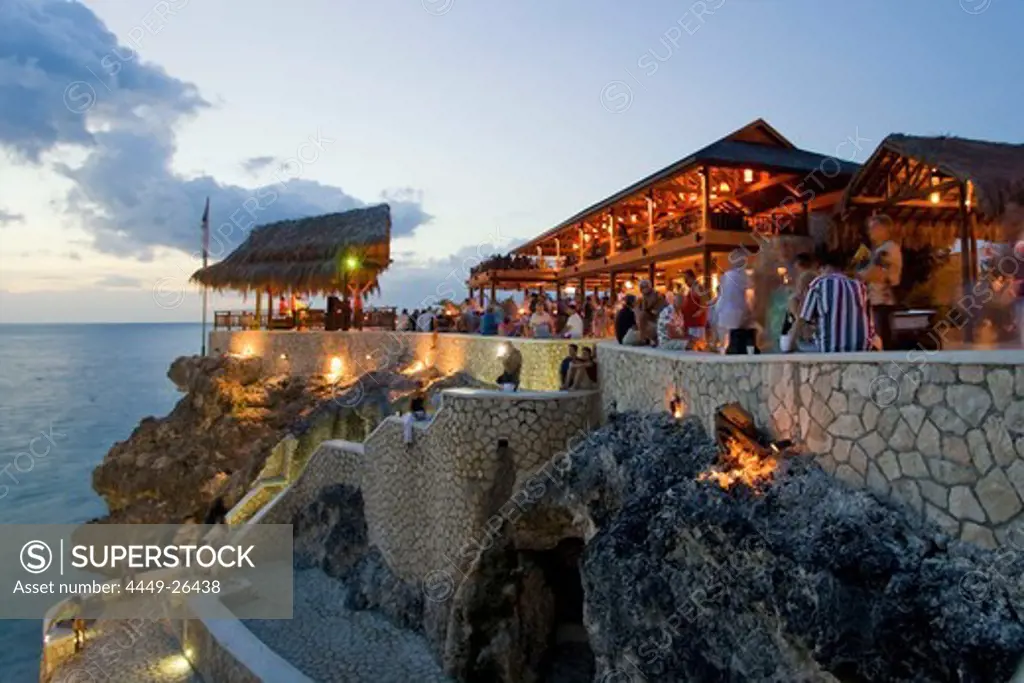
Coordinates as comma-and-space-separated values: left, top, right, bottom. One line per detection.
51, 619, 201, 683
244, 569, 452, 682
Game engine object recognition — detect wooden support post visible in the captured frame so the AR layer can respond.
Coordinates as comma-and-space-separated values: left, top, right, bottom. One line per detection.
579, 276, 586, 308
478, 287, 484, 307
254, 290, 262, 329
490, 282, 497, 305
959, 182, 974, 343
701, 166, 711, 233
578, 226, 586, 260
609, 271, 617, 302
647, 194, 655, 245
648, 262, 656, 288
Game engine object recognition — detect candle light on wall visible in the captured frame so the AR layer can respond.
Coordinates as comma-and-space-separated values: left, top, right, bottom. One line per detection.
743, 168, 754, 183
669, 394, 685, 419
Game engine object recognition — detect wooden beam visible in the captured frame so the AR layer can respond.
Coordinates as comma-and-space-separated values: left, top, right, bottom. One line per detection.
700, 166, 710, 233
850, 198, 960, 210
959, 182, 974, 343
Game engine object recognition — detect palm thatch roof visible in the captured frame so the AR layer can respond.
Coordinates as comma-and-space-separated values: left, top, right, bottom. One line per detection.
836, 134, 1024, 248
191, 204, 391, 294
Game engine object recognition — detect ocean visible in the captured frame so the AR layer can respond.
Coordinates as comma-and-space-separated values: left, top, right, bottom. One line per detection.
0, 323, 203, 682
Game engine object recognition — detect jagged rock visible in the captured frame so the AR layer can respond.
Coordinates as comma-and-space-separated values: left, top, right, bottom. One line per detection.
293, 484, 368, 581
451, 412, 1024, 683
93, 355, 488, 525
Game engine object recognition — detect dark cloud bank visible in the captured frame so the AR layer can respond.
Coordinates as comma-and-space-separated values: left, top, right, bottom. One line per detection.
0, 0, 432, 266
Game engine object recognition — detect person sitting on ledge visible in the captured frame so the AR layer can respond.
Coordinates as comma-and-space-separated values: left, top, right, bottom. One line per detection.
559, 344, 579, 389
403, 381, 430, 446
565, 346, 598, 390
496, 345, 523, 390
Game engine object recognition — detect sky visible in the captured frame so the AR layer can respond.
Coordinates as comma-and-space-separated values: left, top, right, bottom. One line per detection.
0, 0, 1021, 323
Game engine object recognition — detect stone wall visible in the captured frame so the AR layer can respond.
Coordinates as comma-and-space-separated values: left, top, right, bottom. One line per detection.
361, 389, 598, 583
254, 389, 599, 583
599, 344, 1024, 549
208, 330, 584, 391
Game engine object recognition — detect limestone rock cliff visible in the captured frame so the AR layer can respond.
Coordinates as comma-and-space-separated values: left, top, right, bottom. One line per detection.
446, 413, 1024, 682
93, 354, 483, 525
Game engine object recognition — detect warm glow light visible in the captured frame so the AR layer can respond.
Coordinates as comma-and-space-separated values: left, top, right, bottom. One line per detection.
365, 354, 372, 360
159, 655, 192, 675
669, 395, 685, 419
624, 280, 633, 290
630, 213, 637, 222
718, 181, 730, 193
402, 360, 425, 375
573, 243, 580, 250
677, 191, 686, 201
241, 346, 254, 358
688, 192, 698, 202
698, 436, 779, 490
329, 357, 343, 375
743, 169, 754, 183
345, 255, 359, 270
279, 353, 287, 360
496, 343, 509, 358
710, 193, 718, 200
518, 307, 527, 315
930, 192, 941, 204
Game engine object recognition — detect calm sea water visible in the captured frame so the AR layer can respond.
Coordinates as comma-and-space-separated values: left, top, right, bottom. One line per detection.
0, 323, 203, 682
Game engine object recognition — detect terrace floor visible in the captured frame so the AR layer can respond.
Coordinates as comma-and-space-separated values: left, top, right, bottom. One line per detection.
243, 569, 451, 682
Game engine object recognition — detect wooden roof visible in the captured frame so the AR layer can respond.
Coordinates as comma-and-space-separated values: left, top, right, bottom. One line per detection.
191, 204, 391, 293
836, 134, 1024, 248
513, 119, 859, 254
840, 134, 1024, 220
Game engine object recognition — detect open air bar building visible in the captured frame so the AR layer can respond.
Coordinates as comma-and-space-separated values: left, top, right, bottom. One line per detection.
469, 119, 859, 303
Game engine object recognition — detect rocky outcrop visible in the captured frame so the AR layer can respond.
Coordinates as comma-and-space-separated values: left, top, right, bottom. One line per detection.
447, 412, 1024, 683
93, 354, 487, 524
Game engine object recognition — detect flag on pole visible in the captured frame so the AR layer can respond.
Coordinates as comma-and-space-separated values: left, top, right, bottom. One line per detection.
201, 197, 210, 267
200, 197, 210, 356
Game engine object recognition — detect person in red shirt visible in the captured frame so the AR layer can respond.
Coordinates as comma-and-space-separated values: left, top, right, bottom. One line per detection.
680, 270, 708, 339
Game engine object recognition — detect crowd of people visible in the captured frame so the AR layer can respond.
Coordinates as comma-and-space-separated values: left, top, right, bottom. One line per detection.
395, 292, 620, 340
395, 214, 1024, 354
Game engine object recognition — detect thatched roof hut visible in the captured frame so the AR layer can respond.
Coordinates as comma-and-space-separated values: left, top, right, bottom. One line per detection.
191, 204, 391, 294
836, 134, 1024, 249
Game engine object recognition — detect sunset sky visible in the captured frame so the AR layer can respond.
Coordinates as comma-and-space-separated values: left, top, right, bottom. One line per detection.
1, 0, 1021, 322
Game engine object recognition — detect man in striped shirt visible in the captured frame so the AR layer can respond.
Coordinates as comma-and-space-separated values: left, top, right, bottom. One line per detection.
799, 249, 873, 353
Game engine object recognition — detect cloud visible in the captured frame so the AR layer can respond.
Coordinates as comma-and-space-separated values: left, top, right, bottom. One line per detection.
241, 156, 277, 174
65, 250, 82, 261
0, 209, 25, 226
372, 236, 515, 309
0, 0, 432, 261
95, 274, 142, 288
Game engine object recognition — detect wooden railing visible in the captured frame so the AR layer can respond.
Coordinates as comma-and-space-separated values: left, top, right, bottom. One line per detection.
213, 308, 396, 331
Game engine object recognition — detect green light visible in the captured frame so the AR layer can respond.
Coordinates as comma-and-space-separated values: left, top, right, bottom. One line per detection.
345, 256, 359, 270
